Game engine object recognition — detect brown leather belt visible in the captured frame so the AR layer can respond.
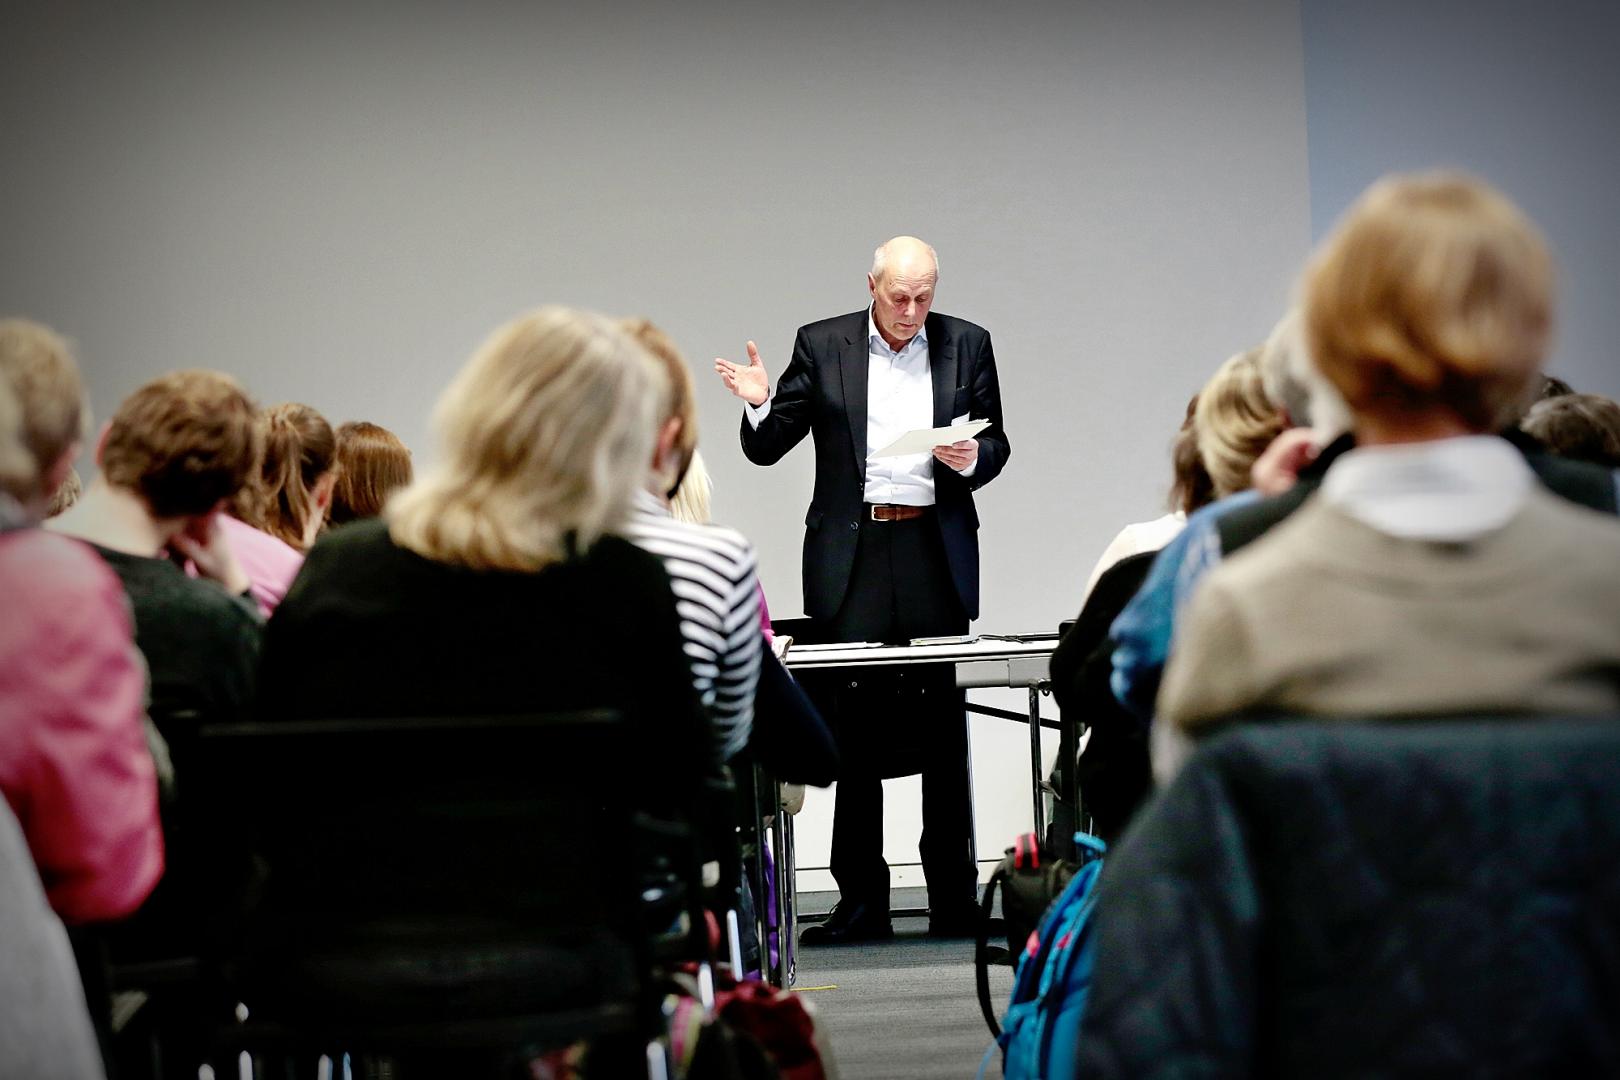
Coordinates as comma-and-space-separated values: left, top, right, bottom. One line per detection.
867, 503, 930, 522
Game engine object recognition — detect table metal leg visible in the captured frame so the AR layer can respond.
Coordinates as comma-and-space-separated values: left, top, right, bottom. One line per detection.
1028, 683, 1046, 840
749, 765, 771, 980
963, 705, 979, 874
778, 811, 797, 987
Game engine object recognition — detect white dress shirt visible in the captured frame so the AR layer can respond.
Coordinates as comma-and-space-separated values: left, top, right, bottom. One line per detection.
744, 308, 977, 506
862, 311, 937, 506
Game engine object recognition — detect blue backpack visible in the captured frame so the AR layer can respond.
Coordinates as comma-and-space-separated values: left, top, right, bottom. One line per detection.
978, 832, 1107, 1080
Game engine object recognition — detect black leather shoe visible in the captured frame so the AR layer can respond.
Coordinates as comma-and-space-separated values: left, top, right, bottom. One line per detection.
927, 903, 982, 938
799, 900, 894, 946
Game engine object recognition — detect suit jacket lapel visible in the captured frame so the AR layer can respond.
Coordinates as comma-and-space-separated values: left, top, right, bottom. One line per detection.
929, 314, 958, 427
838, 314, 869, 478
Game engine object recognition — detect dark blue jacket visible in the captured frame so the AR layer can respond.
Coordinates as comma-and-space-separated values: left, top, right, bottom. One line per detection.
1077, 718, 1620, 1077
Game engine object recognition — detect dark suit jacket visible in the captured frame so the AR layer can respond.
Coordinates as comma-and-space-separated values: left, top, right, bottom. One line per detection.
738, 309, 1009, 620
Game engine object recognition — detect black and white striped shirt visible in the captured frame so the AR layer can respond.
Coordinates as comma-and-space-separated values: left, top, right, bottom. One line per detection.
623, 490, 762, 760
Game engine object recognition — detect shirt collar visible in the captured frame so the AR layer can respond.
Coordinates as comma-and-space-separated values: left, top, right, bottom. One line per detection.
868, 307, 927, 355
1319, 434, 1535, 541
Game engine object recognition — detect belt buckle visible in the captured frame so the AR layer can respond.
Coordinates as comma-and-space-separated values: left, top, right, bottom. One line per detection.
869, 504, 884, 522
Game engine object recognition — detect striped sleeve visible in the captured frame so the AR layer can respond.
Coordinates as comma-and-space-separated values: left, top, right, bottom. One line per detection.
623, 509, 764, 761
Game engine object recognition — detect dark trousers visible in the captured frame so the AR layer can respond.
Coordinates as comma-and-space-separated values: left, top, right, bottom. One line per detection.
821, 509, 977, 914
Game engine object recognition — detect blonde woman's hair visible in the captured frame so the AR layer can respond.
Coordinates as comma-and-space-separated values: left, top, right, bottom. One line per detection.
1195, 347, 1286, 499
668, 448, 714, 525
619, 317, 698, 495
388, 306, 670, 572
0, 318, 88, 487
48, 466, 82, 518
237, 403, 337, 551
1302, 171, 1553, 433
0, 376, 37, 504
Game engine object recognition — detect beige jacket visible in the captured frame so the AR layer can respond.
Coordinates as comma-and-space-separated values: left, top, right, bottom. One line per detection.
1154, 489, 1620, 779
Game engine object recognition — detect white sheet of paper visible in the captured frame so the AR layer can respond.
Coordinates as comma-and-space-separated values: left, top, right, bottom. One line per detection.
870, 418, 991, 458
789, 641, 886, 651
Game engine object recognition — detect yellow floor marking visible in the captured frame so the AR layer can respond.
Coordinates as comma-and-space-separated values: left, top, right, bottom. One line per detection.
790, 984, 839, 992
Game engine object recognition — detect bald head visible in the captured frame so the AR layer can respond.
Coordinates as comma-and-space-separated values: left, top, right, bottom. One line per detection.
870, 236, 939, 285
868, 237, 939, 351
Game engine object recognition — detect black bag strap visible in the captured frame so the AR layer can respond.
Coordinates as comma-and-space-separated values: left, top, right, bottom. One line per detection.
975, 864, 1007, 1038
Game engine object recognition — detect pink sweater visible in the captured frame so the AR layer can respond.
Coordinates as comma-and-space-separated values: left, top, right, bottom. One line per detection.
219, 514, 304, 616
0, 530, 163, 924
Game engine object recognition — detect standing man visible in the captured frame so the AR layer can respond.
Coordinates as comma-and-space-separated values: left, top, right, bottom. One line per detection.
715, 236, 1010, 942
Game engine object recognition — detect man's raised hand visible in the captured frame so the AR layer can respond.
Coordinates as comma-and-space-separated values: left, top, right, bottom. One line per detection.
714, 340, 771, 406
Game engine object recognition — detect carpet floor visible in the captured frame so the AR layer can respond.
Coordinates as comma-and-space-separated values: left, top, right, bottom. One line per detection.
792, 888, 1014, 1080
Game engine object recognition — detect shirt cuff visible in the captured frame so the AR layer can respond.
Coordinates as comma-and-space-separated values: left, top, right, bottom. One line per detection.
744, 397, 771, 428
956, 456, 979, 478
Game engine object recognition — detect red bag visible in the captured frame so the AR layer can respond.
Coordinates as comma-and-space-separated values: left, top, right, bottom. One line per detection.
715, 978, 827, 1080
669, 967, 831, 1080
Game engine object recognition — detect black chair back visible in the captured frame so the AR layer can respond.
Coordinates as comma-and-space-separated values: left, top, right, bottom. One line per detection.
191, 712, 666, 1059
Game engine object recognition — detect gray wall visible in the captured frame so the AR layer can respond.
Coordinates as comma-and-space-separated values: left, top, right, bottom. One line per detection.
1302, 0, 1620, 399
1, 0, 1311, 872
0, 0, 1311, 625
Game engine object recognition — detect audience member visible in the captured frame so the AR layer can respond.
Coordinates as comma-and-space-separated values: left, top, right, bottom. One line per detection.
617, 318, 763, 762
216, 402, 337, 615
0, 325, 163, 927
0, 319, 86, 518
1244, 308, 1355, 496
1520, 392, 1620, 468
0, 375, 29, 517
668, 446, 714, 527
1050, 362, 1270, 839
1166, 397, 1215, 517
243, 402, 338, 551
49, 371, 264, 736
1107, 327, 1314, 719
0, 799, 108, 1080
1154, 172, 1620, 777
1195, 348, 1288, 501
1083, 339, 1287, 612
1078, 395, 1204, 603
654, 403, 834, 783
233, 403, 332, 607
327, 419, 413, 526
48, 466, 81, 517
1535, 372, 1575, 401
257, 307, 716, 804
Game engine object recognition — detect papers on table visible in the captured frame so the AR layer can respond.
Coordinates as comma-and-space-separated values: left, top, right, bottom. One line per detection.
870, 419, 992, 458
788, 641, 886, 652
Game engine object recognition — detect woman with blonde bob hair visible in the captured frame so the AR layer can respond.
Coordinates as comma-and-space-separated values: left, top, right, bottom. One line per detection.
259, 306, 716, 798
1194, 347, 1287, 501
389, 308, 668, 570
1154, 171, 1620, 779
1302, 171, 1552, 437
